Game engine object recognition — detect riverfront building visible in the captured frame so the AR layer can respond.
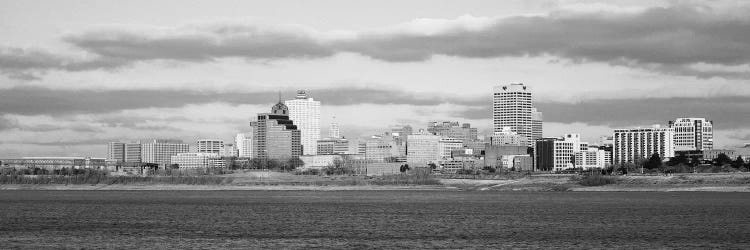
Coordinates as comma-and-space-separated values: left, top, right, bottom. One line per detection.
285, 90, 321, 155
170, 153, 222, 168
254, 101, 302, 160
669, 118, 713, 151
141, 139, 190, 166
531, 108, 543, 142
613, 126, 675, 164
427, 121, 478, 145
535, 137, 575, 172
107, 142, 142, 163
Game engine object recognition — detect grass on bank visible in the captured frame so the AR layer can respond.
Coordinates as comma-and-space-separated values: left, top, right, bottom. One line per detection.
577, 175, 619, 186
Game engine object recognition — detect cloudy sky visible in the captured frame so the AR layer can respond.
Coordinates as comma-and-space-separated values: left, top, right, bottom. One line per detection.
1, 0, 750, 157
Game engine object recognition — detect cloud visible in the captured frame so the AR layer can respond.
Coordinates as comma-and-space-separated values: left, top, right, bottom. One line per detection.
0, 116, 20, 130
3, 4, 750, 79
0, 86, 481, 116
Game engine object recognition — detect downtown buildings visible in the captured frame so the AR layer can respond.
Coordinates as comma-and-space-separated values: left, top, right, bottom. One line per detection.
613, 125, 675, 164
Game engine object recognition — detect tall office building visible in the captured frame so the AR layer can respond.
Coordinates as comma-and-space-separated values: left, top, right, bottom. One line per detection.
124, 143, 142, 163
235, 131, 253, 158
531, 108, 543, 142
197, 139, 224, 155
329, 116, 340, 139
613, 126, 675, 164
285, 90, 321, 155
107, 142, 142, 163
141, 139, 190, 166
493, 83, 533, 146
669, 118, 713, 151
107, 142, 125, 162
254, 101, 302, 160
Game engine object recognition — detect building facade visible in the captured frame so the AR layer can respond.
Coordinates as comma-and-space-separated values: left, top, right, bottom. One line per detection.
170, 153, 222, 168
141, 139, 190, 166
427, 121, 478, 144
669, 118, 713, 151
490, 127, 528, 146
406, 132, 441, 166
285, 90, 321, 155
197, 139, 224, 155
535, 137, 575, 172
493, 83, 534, 146
254, 101, 302, 160
613, 126, 675, 164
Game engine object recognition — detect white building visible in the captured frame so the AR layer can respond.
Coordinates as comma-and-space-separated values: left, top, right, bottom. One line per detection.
613, 125, 675, 164
493, 83, 534, 146
574, 148, 611, 170
669, 118, 713, 151
141, 139, 190, 166
285, 90, 321, 155
170, 153, 222, 168
406, 131, 441, 165
197, 139, 224, 155
235, 131, 253, 158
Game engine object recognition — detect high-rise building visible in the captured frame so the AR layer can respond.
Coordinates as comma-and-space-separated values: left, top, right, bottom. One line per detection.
107, 142, 125, 162
235, 131, 253, 158
669, 118, 713, 151
329, 116, 340, 139
197, 139, 224, 155
285, 90, 321, 155
124, 143, 142, 163
613, 125, 675, 164
254, 101, 302, 160
493, 83, 533, 146
108, 142, 142, 163
531, 108, 543, 142
141, 139, 190, 166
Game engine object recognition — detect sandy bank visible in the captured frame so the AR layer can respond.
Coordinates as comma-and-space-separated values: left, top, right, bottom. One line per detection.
0, 184, 453, 191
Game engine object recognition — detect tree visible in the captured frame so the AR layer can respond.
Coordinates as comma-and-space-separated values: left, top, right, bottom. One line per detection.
644, 153, 662, 170
732, 156, 745, 169
714, 153, 732, 166
428, 163, 438, 170
399, 164, 410, 173
666, 154, 688, 166
690, 156, 702, 166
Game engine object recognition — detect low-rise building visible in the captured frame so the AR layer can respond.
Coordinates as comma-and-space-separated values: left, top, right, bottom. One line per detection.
170, 153, 222, 169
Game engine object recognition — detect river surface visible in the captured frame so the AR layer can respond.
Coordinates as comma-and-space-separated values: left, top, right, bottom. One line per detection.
1, 190, 749, 249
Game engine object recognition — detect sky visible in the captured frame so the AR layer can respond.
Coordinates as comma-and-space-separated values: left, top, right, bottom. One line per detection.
1, 0, 750, 157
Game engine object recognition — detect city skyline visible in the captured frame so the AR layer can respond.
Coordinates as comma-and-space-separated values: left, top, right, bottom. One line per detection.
2, 0, 750, 157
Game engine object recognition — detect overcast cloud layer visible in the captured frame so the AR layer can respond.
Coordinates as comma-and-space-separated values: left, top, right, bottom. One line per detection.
2, 4, 750, 79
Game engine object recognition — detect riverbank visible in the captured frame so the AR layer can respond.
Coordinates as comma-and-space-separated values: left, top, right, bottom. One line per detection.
1, 172, 748, 192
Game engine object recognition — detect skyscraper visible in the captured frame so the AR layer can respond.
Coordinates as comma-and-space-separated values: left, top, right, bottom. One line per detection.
329, 116, 340, 139
254, 101, 302, 160
107, 142, 141, 162
669, 118, 713, 151
285, 90, 321, 155
613, 126, 675, 164
531, 107, 543, 142
493, 83, 533, 146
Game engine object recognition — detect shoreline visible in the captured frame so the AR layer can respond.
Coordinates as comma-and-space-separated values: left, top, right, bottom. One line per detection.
2, 183, 749, 192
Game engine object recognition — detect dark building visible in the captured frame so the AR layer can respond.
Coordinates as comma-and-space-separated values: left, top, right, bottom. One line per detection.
254, 101, 302, 159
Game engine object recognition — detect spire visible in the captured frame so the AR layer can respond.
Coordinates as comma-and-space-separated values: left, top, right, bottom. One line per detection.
278, 91, 282, 103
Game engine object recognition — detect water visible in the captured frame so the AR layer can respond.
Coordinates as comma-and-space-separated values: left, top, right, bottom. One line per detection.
1, 190, 749, 249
